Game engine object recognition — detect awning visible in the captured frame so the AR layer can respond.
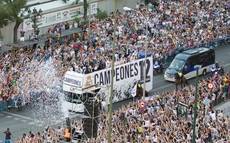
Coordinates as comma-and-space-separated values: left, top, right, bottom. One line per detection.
82, 85, 101, 95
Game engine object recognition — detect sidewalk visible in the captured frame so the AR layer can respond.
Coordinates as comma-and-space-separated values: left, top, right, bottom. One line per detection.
214, 100, 230, 116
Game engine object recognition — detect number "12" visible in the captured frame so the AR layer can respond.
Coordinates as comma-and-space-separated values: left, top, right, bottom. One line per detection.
139, 59, 150, 82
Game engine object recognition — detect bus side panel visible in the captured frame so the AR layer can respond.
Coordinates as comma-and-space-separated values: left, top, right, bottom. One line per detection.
184, 49, 215, 79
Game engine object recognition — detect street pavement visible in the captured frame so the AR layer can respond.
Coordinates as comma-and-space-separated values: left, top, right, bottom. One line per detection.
214, 100, 230, 117
0, 111, 44, 141
0, 45, 230, 141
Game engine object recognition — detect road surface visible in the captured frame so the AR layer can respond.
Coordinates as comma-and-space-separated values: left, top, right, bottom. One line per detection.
214, 100, 230, 117
0, 45, 230, 141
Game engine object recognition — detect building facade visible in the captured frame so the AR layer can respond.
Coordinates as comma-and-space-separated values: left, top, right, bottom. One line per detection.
0, 0, 138, 44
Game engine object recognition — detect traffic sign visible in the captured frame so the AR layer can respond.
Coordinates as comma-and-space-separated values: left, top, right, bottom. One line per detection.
208, 83, 213, 89
139, 101, 145, 108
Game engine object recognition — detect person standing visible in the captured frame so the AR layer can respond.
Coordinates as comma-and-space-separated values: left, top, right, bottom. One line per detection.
4, 128, 12, 143
175, 72, 181, 91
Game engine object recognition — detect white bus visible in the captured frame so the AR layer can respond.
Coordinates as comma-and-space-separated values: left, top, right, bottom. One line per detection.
62, 92, 85, 113
164, 48, 215, 82
62, 71, 85, 113
63, 71, 102, 113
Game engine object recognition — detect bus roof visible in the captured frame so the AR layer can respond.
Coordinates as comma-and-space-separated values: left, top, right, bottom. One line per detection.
175, 53, 190, 60
182, 47, 211, 55
175, 47, 212, 60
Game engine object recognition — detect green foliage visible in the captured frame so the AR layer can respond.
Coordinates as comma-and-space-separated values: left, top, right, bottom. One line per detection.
0, 5, 8, 40
0, 0, 27, 42
96, 8, 108, 21
0, 32, 2, 39
75, 0, 79, 4
74, 16, 81, 23
80, 19, 89, 26
1, 0, 27, 23
145, 0, 149, 5
62, 0, 68, 3
0, 5, 10, 28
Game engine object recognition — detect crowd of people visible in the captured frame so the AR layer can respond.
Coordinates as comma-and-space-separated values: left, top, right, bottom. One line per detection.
90, 72, 230, 143
0, 0, 230, 142
0, 0, 229, 102
13, 120, 84, 143
12, 71, 230, 143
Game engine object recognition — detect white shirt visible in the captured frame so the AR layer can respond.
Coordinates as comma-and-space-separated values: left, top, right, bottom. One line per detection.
152, 135, 158, 142
209, 112, 216, 121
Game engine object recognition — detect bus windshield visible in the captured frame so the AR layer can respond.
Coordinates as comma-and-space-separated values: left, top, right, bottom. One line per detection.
169, 58, 185, 71
64, 92, 81, 103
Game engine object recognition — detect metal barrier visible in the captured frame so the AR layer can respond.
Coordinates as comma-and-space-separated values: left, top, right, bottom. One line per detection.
0, 101, 7, 112
7, 99, 16, 109
0, 99, 17, 112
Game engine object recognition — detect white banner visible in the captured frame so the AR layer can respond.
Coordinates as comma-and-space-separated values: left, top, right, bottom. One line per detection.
63, 71, 84, 94
63, 57, 153, 103
22, 6, 82, 31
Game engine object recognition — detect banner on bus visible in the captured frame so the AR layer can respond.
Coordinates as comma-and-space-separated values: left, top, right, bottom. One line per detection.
63, 71, 84, 93
90, 57, 152, 102
63, 57, 153, 103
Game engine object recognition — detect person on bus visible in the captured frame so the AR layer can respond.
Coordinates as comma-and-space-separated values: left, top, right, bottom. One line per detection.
64, 128, 71, 142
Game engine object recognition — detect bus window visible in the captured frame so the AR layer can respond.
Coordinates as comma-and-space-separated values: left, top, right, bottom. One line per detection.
168, 58, 185, 71
64, 92, 81, 102
185, 58, 198, 71
183, 60, 196, 74
183, 63, 190, 74
199, 51, 215, 67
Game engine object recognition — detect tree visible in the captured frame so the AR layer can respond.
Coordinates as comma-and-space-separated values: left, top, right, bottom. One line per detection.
0, 6, 9, 28
28, 8, 43, 37
0, 0, 27, 43
96, 9, 108, 21
83, 0, 88, 21
0, 4, 10, 39
145, 0, 149, 5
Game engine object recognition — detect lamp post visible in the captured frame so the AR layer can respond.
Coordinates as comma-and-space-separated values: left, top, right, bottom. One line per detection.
91, 96, 95, 138
88, 3, 91, 41
28, 8, 43, 38
142, 17, 148, 99
192, 65, 201, 143
123, 7, 148, 99
107, 15, 116, 143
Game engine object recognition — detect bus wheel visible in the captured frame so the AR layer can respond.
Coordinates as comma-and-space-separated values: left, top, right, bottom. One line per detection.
202, 69, 207, 75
